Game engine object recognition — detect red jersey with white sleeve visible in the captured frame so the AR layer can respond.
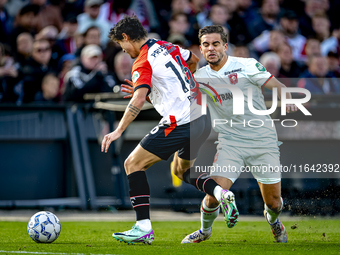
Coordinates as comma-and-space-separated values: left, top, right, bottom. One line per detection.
131, 39, 202, 126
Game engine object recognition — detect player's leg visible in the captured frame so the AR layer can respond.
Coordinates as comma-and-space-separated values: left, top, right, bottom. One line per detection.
181, 177, 234, 243
112, 144, 161, 244
171, 110, 224, 198
113, 121, 194, 244
181, 145, 243, 244
171, 113, 234, 213
247, 146, 287, 243
258, 181, 282, 224
258, 181, 287, 243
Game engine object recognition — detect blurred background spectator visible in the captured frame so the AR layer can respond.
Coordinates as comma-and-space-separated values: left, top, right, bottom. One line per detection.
0, 0, 339, 104
31, 0, 63, 32
321, 23, 340, 57
21, 39, 56, 103
298, 54, 340, 94
75, 26, 102, 57
248, 0, 280, 40
301, 37, 321, 63
167, 12, 191, 46
0, 42, 20, 102
112, 50, 133, 85
9, 4, 39, 51
252, 10, 306, 61
58, 53, 76, 97
35, 25, 67, 70
14, 32, 33, 66
312, 13, 331, 43
0, 0, 12, 45
77, 0, 111, 47
97, 0, 159, 33
34, 72, 60, 102
298, 0, 328, 38
276, 42, 306, 79
259, 51, 281, 77
218, 0, 251, 45
58, 15, 79, 54
63, 44, 116, 102
233, 44, 250, 58
199, 4, 229, 30
327, 51, 340, 77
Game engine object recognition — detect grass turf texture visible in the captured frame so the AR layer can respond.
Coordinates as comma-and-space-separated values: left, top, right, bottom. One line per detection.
0, 220, 339, 255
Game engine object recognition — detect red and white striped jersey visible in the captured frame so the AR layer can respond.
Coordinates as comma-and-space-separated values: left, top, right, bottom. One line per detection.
131, 39, 202, 126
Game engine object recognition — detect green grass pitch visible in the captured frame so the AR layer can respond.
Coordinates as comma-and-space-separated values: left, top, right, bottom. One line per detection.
0, 220, 339, 255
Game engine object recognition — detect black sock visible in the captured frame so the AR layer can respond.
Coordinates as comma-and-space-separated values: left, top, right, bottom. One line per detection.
182, 168, 218, 197
127, 171, 150, 221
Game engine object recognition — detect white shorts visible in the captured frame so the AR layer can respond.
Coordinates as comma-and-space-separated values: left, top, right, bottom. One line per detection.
210, 140, 281, 184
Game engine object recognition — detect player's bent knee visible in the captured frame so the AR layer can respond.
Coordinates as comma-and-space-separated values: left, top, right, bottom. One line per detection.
266, 199, 282, 213
124, 156, 141, 175
174, 168, 186, 180
173, 160, 191, 180
124, 157, 132, 174
205, 194, 219, 208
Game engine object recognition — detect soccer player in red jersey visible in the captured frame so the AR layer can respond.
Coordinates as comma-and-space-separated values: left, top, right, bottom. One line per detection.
101, 16, 238, 244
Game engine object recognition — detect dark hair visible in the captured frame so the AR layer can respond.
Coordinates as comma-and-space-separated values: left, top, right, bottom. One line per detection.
170, 12, 188, 22
19, 4, 39, 16
83, 26, 101, 37
198, 25, 228, 44
108, 15, 147, 42
276, 41, 292, 53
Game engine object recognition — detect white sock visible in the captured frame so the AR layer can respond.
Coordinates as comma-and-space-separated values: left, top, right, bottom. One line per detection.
200, 197, 220, 234
136, 219, 152, 232
213, 186, 223, 201
265, 197, 283, 224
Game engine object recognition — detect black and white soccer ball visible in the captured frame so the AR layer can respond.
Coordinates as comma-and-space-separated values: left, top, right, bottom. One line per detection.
27, 211, 61, 243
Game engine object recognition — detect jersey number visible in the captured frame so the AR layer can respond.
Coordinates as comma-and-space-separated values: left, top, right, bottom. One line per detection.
165, 55, 196, 93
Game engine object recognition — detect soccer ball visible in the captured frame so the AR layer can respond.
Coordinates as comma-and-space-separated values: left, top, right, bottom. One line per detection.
27, 211, 61, 243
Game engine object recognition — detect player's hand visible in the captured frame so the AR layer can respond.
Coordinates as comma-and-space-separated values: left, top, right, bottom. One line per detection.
95, 62, 108, 74
121, 79, 134, 99
101, 130, 122, 153
286, 104, 298, 113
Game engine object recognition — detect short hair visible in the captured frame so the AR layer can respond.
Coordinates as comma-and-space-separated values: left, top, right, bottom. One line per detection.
42, 73, 59, 85
19, 4, 39, 16
108, 15, 147, 42
83, 26, 101, 37
198, 25, 228, 44
259, 52, 281, 69
276, 42, 292, 53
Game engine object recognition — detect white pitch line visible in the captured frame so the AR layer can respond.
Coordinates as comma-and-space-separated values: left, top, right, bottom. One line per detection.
0, 251, 122, 255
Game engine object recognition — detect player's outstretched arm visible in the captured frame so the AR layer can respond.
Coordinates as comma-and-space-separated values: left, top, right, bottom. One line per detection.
101, 87, 148, 153
186, 52, 199, 74
264, 76, 298, 113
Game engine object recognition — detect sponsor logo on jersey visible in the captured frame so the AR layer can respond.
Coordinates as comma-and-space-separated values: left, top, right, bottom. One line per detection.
228, 73, 238, 85
214, 92, 233, 102
132, 71, 140, 83
256, 62, 266, 71
224, 68, 242, 76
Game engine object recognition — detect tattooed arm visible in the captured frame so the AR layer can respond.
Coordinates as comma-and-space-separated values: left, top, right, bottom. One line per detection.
101, 87, 148, 152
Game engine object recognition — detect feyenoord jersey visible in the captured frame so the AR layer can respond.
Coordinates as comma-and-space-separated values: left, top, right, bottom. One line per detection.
195, 56, 279, 148
131, 39, 202, 126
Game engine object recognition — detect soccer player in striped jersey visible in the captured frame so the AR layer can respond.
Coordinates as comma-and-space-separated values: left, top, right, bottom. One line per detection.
181, 25, 297, 244
101, 16, 238, 244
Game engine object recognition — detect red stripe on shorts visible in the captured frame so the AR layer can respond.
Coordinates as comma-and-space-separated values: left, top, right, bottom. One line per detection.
164, 115, 177, 137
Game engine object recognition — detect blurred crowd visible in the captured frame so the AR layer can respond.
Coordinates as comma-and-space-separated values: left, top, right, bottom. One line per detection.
0, 0, 340, 104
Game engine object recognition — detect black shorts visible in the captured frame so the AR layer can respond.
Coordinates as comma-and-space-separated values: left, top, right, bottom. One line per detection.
140, 110, 211, 160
